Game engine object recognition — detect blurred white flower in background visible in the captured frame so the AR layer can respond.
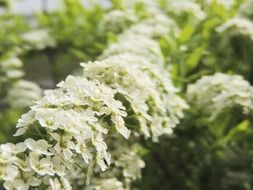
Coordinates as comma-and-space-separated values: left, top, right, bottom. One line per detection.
0, 57, 24, 81
169, 0, 206, 20
6, 80, 42, 108
204, 0, 235, 8
187, 73, 253, 119
216, 17, 253, 40
99, 9, 138, 33
22, 29, 56, 50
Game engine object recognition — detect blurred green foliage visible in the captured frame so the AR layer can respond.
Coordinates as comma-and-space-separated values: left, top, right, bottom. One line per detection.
1, 0, 253, 189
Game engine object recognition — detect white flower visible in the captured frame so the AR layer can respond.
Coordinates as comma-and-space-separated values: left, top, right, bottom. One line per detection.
51, 133, 75, 160
111, 114, 131, 139
29, 152, 54, 176
1, 164, 19, 181
4, 179, 29, 190
25, 139, 52, 155
14, 111, 36, 136
0, 142, 26, 154
92, 133, 111, 171
92, 178, 125, 190
49, 178, 71, 190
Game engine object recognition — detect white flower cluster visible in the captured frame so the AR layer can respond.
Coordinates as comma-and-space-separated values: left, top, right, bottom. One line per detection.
127, 13, 179, 39
99, 9, 138, 33
216, 17, 253, 40
0, 57, 24, 83
0, 3, 188, 189
82, 55, 187, 141
1, 75, 131, 189
101, 33, 163, 64
85, 14, 188, 141
0, 57, 42, 109
85, 141, 145, 190
6, 80, 42, 108
22, 29, 56, 50
113, 145, 145, 181
87, 178, 125, 190
239, 0, 253, 17
187, 73, 253, 119
168, 0, 206, 20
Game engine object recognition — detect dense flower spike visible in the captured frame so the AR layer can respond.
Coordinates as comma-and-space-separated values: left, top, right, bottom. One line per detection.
87, 178, 126, 190
0, 57, 24, 84
82, 55, 187, 141
187, 73, 253, 119
1, 62, 186, 189
2, 76, 132, 189
85, 140, 145, 190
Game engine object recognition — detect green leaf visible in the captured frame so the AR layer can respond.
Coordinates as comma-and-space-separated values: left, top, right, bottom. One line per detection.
217, 120, 250, 146
186, 47, 205, 70
179, 25, 195, 44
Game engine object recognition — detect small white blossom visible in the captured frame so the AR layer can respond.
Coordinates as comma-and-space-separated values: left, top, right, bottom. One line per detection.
29, 153, 54, 176
25, 139, 52, 155
15, 111, 36, 136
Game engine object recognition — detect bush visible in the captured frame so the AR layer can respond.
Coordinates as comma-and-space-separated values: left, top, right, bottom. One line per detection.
0, 0, 253, 189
